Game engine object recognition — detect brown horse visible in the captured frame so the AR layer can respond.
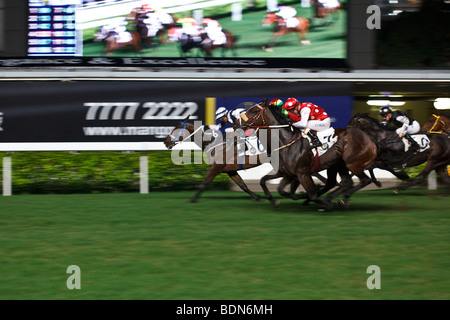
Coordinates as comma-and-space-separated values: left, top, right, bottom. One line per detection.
241, 102, 378, 210
310, 0, 342, 28
94, 26, 142, 55
261, 13, 311, 50
164, 116, 269, 203
348, 113, 450, 193
421, 114, 450, 135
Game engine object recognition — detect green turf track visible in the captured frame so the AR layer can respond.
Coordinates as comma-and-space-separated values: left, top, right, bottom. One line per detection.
82, 4, 346, 58
0, 187, 448, 300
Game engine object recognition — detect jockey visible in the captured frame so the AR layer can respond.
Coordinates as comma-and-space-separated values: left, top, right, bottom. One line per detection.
272, 5, 299, 28
317, 0, 340, 9
209, 106, 246, 134
202, 18, 226, 46
379, 106, 421, 151
281, 97, 331, 149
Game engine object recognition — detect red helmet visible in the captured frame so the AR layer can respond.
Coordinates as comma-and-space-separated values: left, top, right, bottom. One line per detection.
282, 97, 299, 110
268, 98, 283, 107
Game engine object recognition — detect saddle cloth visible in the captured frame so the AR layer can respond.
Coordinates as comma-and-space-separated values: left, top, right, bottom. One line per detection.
116, 32, 133, 43
403, 134, 431, 152
312, 127, 337, 156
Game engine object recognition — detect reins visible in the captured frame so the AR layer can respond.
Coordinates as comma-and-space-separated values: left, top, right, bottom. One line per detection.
241, 103, 304, 151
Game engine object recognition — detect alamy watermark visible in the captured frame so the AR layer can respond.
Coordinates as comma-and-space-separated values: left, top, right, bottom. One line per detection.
66, 265, 81, 290
366, 265, 381, 289
367, 5, 381, 30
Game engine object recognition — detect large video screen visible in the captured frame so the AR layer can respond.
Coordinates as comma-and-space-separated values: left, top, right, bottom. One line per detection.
27, 0, 347, 67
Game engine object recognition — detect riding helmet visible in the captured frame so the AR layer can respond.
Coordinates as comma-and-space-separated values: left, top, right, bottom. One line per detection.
379, 107, 392, 116
268, 99, 283, 107
282, 97, 299, 110
215, 107, 228, 120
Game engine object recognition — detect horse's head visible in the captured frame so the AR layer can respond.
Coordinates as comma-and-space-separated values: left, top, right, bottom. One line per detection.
348, 113, 380, 129
421, 114, 449, 134
164, 116, 192, 150
240, 99, 289, 128
262, 13, 277, 26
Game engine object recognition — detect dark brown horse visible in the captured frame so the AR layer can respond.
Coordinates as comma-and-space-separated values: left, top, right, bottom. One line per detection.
261, 13, 311, 50
179, 30, 238, 57
201, 30, 238, 57
241, 102, 378, 210
310, 0, 342, 28
164, 116, 269, 203
348, 113, 450, 193
421, 114, 450, 135
133, 11, 176, 47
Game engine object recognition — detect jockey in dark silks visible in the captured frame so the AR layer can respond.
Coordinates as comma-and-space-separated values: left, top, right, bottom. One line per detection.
379, 106, 421, 152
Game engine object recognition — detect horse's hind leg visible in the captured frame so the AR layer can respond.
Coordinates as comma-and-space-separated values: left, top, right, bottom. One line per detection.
340, 171, 372, 207
436, 165, 450, 186
394, 161, 440, 193
228, 171, 260, 201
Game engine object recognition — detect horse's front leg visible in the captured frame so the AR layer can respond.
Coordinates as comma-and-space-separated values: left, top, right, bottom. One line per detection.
260, 172, 283, 207
228, 171, 260, 201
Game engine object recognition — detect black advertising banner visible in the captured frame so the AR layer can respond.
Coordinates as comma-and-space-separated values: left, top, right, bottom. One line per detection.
0, 81, 351, 144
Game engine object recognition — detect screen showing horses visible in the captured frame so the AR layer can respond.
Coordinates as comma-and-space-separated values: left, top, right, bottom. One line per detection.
27, 0, 348, 62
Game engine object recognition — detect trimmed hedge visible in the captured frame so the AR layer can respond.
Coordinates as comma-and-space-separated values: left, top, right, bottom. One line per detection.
0, 151, 231, 194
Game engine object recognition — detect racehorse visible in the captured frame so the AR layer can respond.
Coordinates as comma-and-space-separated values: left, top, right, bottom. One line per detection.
261, 13, 311, 50
94, 26, 142, 55
179, 30, 238, 57
421, 114, 450, 135
310, 0, 342, 28
348, 113, 450, 192
134, 11, 175, 47
241, 102, 378, 210
164, 116, 267, 203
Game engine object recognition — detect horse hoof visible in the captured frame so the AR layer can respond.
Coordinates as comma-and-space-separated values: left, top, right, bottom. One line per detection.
375, 182, 382, 188
270, 200, 280, 208
301, 40, 311, 45
338, 199, 349, 208
393, 188, 400, 195
190, 198, 198, 203
262, 46, 273, 52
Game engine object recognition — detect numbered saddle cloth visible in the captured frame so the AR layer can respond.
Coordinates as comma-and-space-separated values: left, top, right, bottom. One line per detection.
403, 134, 431, 152
244, 135, 266, 156
315, 127, 337, 156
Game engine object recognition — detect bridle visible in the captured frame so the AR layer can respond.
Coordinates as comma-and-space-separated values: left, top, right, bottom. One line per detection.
241, 103, 291, 129
427, 114, 447, 134
166, 121, 204, 147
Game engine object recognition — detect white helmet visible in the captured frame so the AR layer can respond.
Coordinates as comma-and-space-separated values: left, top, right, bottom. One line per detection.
215, 107, 228, 120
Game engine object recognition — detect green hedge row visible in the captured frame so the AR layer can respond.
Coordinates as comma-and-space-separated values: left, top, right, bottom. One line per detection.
0, 151, 231, 194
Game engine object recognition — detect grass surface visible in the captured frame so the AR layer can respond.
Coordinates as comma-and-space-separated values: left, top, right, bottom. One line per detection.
0, 187, 448, 300
82, 5, 346, 58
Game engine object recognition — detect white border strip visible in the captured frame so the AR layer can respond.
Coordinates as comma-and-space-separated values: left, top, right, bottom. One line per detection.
0, 142, 201, 152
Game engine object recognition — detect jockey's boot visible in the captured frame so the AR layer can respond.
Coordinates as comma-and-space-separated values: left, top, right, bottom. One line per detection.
405, 134, 420, 152
307, 130, 322, 149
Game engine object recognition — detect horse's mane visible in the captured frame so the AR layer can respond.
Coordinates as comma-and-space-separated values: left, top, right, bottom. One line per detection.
353, 113, 396, 131
267, 105, 291, 126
